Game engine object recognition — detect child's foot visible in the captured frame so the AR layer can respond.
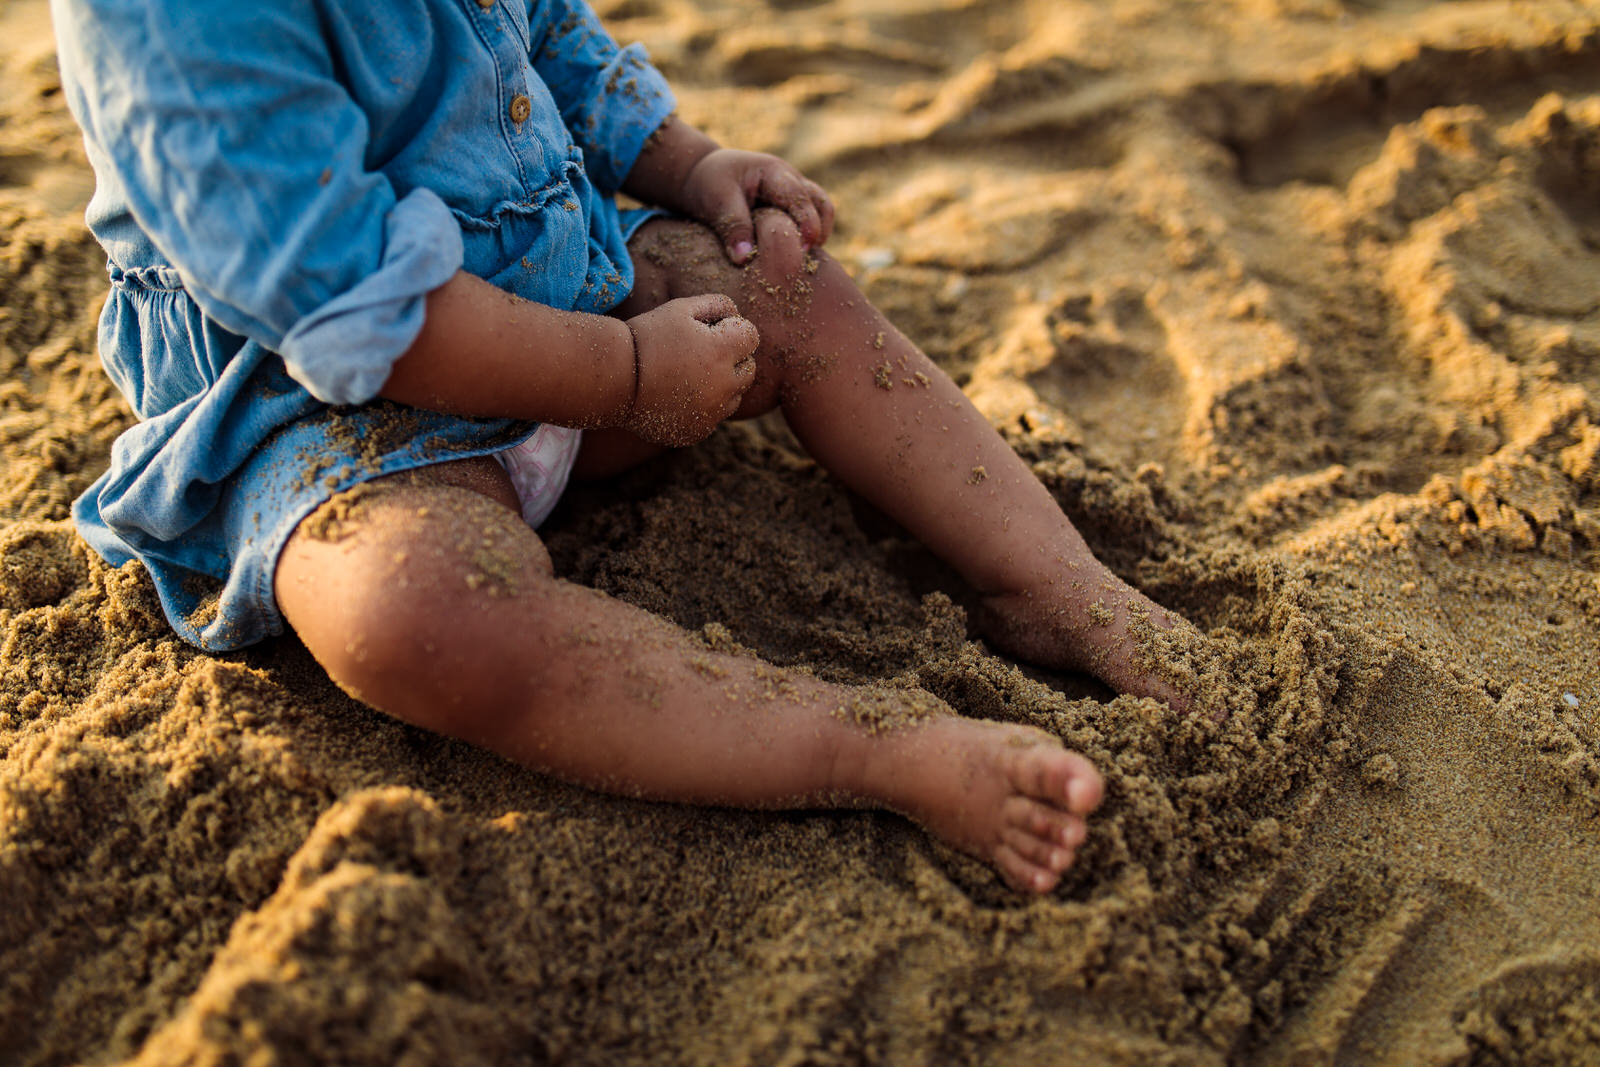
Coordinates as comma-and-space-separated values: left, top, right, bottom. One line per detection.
855, 716, 1104, 894
978, 576, 1196, 713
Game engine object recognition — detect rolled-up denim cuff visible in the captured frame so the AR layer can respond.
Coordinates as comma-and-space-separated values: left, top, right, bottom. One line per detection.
279, 187, 464, 405
573, 45, 676, 193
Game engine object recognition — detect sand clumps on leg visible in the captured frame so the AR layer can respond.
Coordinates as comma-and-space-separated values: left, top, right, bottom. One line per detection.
624, 209, 1210, 715
667, 642, 1108, 896
278, 460, 1106, 897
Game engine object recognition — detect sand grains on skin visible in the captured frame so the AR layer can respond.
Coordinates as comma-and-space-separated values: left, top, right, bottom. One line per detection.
837, 709, 1104, 893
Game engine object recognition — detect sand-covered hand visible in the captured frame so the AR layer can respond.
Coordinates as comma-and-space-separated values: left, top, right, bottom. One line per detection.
619, 294, 759, 447
680, 148, 835, 264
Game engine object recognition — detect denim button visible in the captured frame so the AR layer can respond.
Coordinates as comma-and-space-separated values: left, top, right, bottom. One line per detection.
509, 94, 531, 123
476, 0, 494, 7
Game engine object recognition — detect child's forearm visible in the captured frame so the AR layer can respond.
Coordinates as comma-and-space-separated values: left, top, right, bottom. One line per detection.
620, 114, 719, 214
379, 270, 636, 427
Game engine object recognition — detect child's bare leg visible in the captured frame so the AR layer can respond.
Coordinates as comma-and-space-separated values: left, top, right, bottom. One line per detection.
615, 214, 1192, 707
273, 458, 1102, 892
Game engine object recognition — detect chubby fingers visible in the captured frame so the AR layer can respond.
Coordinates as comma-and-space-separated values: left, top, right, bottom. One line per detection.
704, 168, 835, 263
760, 168, 833, 250
808, 179, 835, 247
712, 313, 760, 406
680, 293, 760, 362
711, 315, 758, 417
701, 182, 759, 266
724, 356, 757, 418
677, 293, 759, 398
712, 314, 760, 363
682, 291, 742, 324
690, 151, 836, 262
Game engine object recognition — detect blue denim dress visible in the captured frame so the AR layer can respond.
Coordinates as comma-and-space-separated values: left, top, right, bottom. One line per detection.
50, 0, 675, 650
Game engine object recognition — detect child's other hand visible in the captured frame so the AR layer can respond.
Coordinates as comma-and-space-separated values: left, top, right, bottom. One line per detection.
620, 294, 759, 447
680, 149, 835, 265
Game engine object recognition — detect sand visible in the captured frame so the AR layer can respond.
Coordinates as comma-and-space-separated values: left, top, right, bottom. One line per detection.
3, 0, 1600, 1062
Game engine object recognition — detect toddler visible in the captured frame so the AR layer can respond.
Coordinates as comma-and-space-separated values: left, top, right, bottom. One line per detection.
53, 0, 1191, 894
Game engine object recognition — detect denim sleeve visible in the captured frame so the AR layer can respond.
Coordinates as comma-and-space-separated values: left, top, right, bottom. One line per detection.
53, 0, 463, 405
528, 0, 677, 193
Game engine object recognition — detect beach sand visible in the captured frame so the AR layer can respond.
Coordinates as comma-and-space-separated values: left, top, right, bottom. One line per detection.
4, 0, 1600, 1062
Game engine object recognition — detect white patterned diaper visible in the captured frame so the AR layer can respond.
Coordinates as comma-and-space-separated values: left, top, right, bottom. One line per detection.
495, 424, 583, 529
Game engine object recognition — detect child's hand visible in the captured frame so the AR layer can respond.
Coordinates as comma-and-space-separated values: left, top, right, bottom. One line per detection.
680, 149, 835, 265
620, 294, 760, 447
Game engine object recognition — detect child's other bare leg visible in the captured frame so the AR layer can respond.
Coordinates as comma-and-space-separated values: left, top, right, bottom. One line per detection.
619, 215, 1192, 708
273, 458, 1101, 892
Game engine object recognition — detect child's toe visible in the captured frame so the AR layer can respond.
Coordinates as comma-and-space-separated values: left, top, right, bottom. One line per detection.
1056, 814, 1086, 848
1004, 825, 1068, 870
1007, 742, 1102, 816
994, 843, 1061, 894
1001, 825, 1073, 872
1008, 797, 1085, 849
1012, 743, 1083, 794
1060, 756, 1104, 814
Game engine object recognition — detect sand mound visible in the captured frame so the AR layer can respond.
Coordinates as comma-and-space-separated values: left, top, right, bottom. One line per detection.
4, 0, 1600, 1063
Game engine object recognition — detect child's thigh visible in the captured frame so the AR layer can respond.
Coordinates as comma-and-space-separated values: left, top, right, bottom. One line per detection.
274, 456, 534, 600
272, 456, 552, 693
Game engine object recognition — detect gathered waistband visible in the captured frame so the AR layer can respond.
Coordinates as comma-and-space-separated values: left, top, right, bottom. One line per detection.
107, 262, 186, 292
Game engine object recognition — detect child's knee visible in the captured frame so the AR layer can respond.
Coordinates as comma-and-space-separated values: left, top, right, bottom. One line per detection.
276, 480, 553, 727
734, 209, 823, 357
